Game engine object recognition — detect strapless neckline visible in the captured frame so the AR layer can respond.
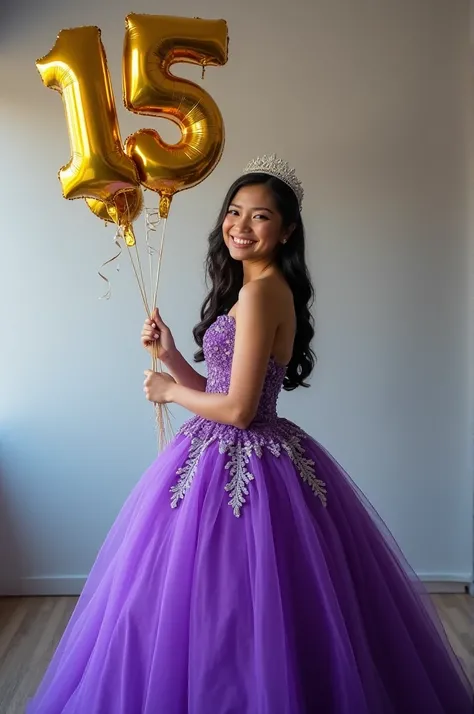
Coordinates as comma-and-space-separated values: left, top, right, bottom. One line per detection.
218, 314, 288, 372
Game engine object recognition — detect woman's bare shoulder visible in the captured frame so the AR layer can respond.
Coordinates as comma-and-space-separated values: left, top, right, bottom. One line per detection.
238, 274, 294, 322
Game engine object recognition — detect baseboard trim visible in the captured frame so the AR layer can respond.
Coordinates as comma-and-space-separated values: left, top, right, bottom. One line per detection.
6, 576, 87, 597
0, 572, 471, 598
417, 572, 473, 594
422, 581, 470, 594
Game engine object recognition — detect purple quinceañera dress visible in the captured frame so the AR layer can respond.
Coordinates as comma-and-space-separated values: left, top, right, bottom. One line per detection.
28, 314, 473, 713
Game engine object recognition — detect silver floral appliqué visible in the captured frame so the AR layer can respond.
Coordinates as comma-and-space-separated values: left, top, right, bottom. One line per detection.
170, 436, 215, 509
281, 435, 327, 507
221, 440, 260, 517
171, 429, 327, 517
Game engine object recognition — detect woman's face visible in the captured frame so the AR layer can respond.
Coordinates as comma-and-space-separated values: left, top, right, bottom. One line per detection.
222, 184, 291, 263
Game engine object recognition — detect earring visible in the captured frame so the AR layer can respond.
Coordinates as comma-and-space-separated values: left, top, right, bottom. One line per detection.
281, 239, 287, 244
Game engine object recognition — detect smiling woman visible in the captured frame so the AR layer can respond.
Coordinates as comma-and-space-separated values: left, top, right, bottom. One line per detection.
25, 156, 473, 714
193, 167, 315, 393
223, 185, 293, 256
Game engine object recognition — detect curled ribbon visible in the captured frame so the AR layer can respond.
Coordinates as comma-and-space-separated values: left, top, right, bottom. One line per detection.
145, 206, 161, 259
98, 227, 123, 300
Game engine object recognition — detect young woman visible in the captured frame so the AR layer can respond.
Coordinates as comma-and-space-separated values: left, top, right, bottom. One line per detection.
28, 156, 473, 713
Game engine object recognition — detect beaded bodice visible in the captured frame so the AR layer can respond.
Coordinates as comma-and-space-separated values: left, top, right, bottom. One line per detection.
203, 314, 286, 423
175, 315, 327, 517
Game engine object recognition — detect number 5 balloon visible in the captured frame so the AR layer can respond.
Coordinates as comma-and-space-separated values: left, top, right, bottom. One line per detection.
123, 14, 229, 218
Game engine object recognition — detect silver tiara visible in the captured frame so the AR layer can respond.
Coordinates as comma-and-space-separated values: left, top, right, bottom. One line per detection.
242, 154, 304, 209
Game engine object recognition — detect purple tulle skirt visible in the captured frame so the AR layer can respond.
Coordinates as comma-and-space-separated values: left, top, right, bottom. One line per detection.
27, 430, 473, 713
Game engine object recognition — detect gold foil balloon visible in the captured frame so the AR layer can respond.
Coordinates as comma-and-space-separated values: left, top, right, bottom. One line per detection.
36, 26, 140, 204
123, 14, 229, 217
86, 189, 144, 246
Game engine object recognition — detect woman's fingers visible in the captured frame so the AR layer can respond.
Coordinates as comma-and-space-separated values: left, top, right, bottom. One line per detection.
142, 312, 164, 350
152, 307, 167, 329
141, 326, 160, 345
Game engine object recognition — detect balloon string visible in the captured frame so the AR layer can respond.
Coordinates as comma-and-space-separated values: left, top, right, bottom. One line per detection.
145, 206, 160, 311
98, 228, 122, 300
97, 208, 173, 452
152, 218, 167, 310
148, 205, 171, 450
126, 247, 150, 316
127, 242, 172, 451
133, 240, 148, 312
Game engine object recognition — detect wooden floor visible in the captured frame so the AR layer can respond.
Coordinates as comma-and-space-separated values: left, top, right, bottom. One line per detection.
0, 594, 472, 713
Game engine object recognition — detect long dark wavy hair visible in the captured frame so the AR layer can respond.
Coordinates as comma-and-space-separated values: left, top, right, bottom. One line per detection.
193, 173, 316, 390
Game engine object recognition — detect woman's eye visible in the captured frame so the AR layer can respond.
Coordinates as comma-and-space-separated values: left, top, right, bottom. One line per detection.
227, 209, 238, 216
254, 214, 269, 220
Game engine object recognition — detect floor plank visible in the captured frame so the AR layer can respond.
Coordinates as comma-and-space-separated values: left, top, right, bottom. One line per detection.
431, 593, 474, 685
0, 594, 472, 713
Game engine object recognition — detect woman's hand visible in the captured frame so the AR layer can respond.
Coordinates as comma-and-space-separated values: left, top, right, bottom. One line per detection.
143, 370, 176, 404
141, 308, 177, 364
141, 308, 207, 393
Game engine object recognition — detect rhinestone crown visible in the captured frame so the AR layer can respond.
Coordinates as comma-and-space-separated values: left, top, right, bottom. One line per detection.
242, 154, 304, 209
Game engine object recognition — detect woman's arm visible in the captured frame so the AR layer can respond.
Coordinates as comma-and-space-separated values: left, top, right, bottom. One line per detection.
142, 308, 207, 392
146, 282, 278, 428
164, 349, 207, 392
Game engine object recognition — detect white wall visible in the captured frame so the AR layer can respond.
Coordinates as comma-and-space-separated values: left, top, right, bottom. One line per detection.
0, 0, 472, 595
469, 0, 474, 595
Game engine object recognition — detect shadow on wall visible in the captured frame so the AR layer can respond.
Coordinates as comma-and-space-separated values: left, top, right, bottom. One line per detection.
1, 0, 41, 39
1, 0, 86, 43
0, 468, 25, 596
